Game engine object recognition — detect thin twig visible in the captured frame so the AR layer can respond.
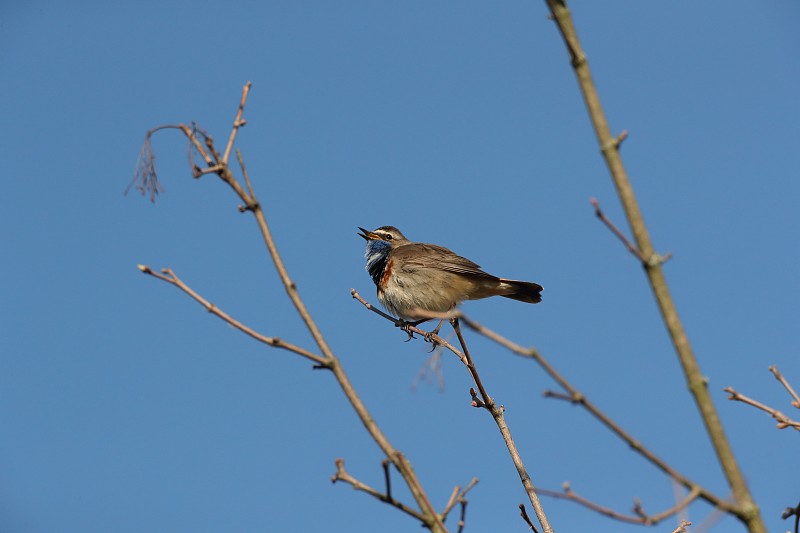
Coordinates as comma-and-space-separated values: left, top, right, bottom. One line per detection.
382, 459, 393, 501
350, 289, 467, 366
136, 265, 328, 366
519, 504, 540, 532
781, 500, 800, 533
236, 149, 257, 210
452, 319, 492, 409
222, 82, 252, 165
331, 458, 426, 523
724, 386, 800, 431
591, 197, 672, 267
537, 483, 701, 525
590, 197, 648, 263
451, 318, 553, 533
181, 123, 215, 167
442, 486, 460, 521
542, 389, 575, 402
441, 478, 479, 522
456, 498, 467, 533
671, 520, 692, 533
770, 366, 800, 408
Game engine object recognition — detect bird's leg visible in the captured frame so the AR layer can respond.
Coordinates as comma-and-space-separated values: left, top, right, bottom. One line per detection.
394, 318, 429, 341
422, 319, 447, 346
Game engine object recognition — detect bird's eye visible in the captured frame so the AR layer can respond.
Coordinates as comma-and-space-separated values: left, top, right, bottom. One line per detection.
384, 234, 393, 241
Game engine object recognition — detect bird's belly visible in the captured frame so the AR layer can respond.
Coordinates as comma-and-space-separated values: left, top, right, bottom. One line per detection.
379, 271, 464, 320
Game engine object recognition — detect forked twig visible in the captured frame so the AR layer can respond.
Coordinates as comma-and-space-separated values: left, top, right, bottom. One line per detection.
724, 385, 800, 431
537, 483, 701, 525
136, 265, 327, 366
441, 478, 479, 523
591, 197, 672, 267
331, 459, 426, 522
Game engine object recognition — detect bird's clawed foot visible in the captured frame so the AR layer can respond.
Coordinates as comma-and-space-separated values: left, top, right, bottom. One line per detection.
394, 318, 437, 342
422, 332, 438, 351
394, 319, 418, 341
422, 319, 447, 350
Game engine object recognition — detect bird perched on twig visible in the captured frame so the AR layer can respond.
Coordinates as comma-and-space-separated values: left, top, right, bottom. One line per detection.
358, 226, 542, 332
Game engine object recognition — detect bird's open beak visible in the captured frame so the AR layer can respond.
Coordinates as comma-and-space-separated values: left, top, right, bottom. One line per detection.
357, 227, 378, 240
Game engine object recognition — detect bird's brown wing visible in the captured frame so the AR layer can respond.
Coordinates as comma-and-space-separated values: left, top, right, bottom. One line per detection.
392, 243, 496, 279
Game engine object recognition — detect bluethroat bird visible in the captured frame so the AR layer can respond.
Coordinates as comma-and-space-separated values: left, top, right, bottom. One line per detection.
358, 226, 542, 331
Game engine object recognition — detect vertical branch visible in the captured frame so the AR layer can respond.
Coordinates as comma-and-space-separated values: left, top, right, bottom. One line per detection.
236, 158, 446, 532
543, 2, 764, 532
452, 319, 554, 533
222, 82, 252, 165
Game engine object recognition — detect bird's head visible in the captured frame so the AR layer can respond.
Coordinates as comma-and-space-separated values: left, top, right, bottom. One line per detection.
357, 226, 408, 245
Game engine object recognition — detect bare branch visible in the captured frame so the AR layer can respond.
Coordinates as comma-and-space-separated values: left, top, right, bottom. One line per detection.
381, 459, 393, 501
590, 197, 672, 267
456, 498, 467, 533
781, 500, 800, 533
614, 129, 629, 149
671, 520, 693, 533
136, 264, 328, 366
770, 366, 800, 409
441, 478, 479, 523
449, 318, 553, 533
182, 123, 215, 167
331, 458, 427, 523
537, 482, 701, 526
222, 82, 252, 165
724, 386, 800, 431
543, 2, 764, 529
542, 389, 577, 403
236, 149, 258, 212
519, 504, 540, 532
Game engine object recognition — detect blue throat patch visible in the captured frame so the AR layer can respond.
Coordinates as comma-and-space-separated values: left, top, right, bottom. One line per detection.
365, 240, 392, 286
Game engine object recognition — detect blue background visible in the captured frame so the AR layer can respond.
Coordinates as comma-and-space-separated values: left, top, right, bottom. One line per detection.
1, 2, 798, 532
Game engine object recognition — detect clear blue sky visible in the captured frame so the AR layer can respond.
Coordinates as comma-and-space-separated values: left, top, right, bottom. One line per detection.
2, 2, 798, 532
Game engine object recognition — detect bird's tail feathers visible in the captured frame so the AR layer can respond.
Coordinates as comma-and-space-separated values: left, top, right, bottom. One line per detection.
498, 279, 543, 304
